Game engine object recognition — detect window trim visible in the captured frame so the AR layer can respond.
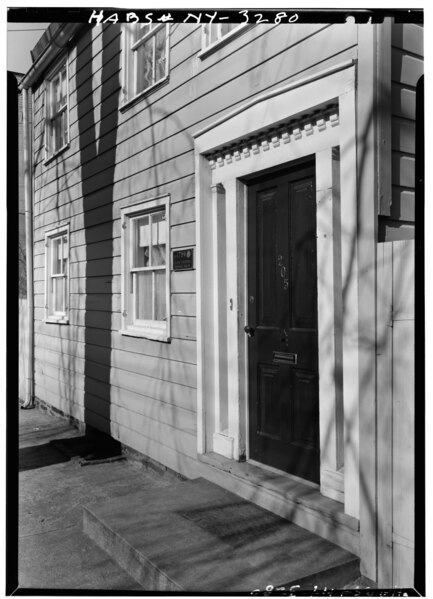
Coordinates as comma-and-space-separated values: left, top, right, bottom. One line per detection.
120, 23, 170, 110
44, 55, 70, 163
120, 195, 171, 341
44, 224, 70, 324
198, 23, 248, 59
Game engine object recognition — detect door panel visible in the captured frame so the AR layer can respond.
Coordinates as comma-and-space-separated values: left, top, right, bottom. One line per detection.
247, 165, 320, 483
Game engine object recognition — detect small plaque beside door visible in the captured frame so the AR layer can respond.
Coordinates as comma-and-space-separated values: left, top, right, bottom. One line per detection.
173, 248, 194, 271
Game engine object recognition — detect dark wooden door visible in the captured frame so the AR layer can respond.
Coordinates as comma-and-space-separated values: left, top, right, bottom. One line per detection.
247, 165, 319, 483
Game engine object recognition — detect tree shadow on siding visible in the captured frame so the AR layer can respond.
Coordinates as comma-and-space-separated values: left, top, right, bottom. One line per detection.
75, 24, 120, 453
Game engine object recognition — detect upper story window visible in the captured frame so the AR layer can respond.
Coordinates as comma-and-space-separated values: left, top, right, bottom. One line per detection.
200, 23, 247, 56
45, 225, 69, 324
45, 59, 69, 160
122, 23, 169, 107
203, 23, 241, 47
120, 196, 171, 341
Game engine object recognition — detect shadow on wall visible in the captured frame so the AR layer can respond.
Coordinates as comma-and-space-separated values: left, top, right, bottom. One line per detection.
76, 24, 120, 445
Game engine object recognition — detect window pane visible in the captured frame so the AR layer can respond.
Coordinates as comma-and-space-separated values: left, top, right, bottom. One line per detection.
60, 67, 67, 106
135, 271, 153, 320
137, 22, 152, 38
155, 270, 166, 321
134, 216, 150, 267
151, 211, 166, 266
154, 27, 167, 82
52, 276, 64, 312
52, 237, 62, 274
53, 114, 64, 151
62, 235, 68, 272
220, 23, 239, 37
53, 74, 62, 112
136, 37, 155, 93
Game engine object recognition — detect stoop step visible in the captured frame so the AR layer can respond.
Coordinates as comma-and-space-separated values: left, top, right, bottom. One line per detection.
83, 478, 359, 592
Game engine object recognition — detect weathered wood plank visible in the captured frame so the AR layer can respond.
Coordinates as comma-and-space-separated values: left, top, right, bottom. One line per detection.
109, 386, 196, 434
115, 422, 200, 479
170, 198, 195, 225
171, 315, 196, 340
111, 403, 197, 457
69, 256, 121, 279
35, 325, 197, 368
35, 338, 197, 391
391, 22, 423, 57
379, 221, 414, 242
392, 319, 415, 558
172, 270, 196, 293
35, 376, 83, 408
111, 367, 196, 412
172, 293, 196, 317
376, 243, 393, 586
171, 222, 195, 248
34, 354, 197, 412
391, 84, 416, 120
69, 292, 122, 312
392, 240, 415, 321
70, 239, 121, 263
391, 117, 415, 153
34, 381, 84, 421
391, 153, 415, 187
391, 48, 423, 88
391, 187, 415, 222
69, 275, 121, 295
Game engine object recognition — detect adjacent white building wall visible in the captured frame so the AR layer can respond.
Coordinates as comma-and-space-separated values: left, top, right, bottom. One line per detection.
377, 240, 415, 588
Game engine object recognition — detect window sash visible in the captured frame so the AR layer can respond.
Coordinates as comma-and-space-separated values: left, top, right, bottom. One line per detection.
45, 227, 69, 322
203, 22, 243, 48
46, 61, 68, 157
123, 24, 169, 103
121, 198, 170, 338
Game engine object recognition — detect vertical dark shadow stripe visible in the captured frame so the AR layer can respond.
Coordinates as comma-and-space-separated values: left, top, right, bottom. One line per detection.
76, 25, 120, 440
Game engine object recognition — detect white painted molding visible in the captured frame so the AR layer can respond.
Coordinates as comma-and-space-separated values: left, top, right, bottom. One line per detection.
207, 105, 339, 171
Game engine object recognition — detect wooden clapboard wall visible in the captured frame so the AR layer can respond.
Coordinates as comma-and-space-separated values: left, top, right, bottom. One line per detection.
32, 21, 359, 477
377, 240, 415, 588
380, 22, 423, 241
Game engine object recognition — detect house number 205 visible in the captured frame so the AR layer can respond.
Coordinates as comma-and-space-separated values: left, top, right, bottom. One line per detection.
277, 255, 289, 291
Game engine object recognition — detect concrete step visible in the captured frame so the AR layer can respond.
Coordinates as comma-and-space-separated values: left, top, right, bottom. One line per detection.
198, 452, 360, 555
83, 478, 359, 592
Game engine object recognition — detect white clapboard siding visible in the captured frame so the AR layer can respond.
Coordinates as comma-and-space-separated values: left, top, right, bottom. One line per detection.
377, 241, 414, 588
387, 22, 422, 234
31, 18, 360, 475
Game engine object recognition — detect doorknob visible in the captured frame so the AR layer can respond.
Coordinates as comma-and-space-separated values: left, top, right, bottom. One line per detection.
244, 325, 255, 338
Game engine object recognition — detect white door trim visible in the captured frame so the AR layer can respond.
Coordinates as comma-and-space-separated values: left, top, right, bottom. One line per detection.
195, 61, 359, 519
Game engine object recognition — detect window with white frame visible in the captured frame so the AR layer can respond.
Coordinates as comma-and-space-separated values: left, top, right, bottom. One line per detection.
45, 226, 69, 323
122, 23, 169, 105
45, 59, 69, 159
201, 23, 246, 51
120, 197, 170, 340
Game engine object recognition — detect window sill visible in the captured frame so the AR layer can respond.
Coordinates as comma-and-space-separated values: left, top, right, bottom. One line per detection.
198, 24, 249, 60
119, 328, 171, 343
45, 317, 69, 325
44, 143, 69, 166
119, 76, 169, 112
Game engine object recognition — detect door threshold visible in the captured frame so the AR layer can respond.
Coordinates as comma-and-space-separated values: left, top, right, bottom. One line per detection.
198, 452, 360, 556
247, 458, 320, 490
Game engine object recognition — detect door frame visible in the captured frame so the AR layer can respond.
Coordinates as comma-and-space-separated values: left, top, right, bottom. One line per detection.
194, 60, 360, 520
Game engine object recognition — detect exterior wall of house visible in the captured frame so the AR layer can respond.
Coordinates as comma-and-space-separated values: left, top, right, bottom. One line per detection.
32, 22, 360, 478
379, 22, 423, 241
